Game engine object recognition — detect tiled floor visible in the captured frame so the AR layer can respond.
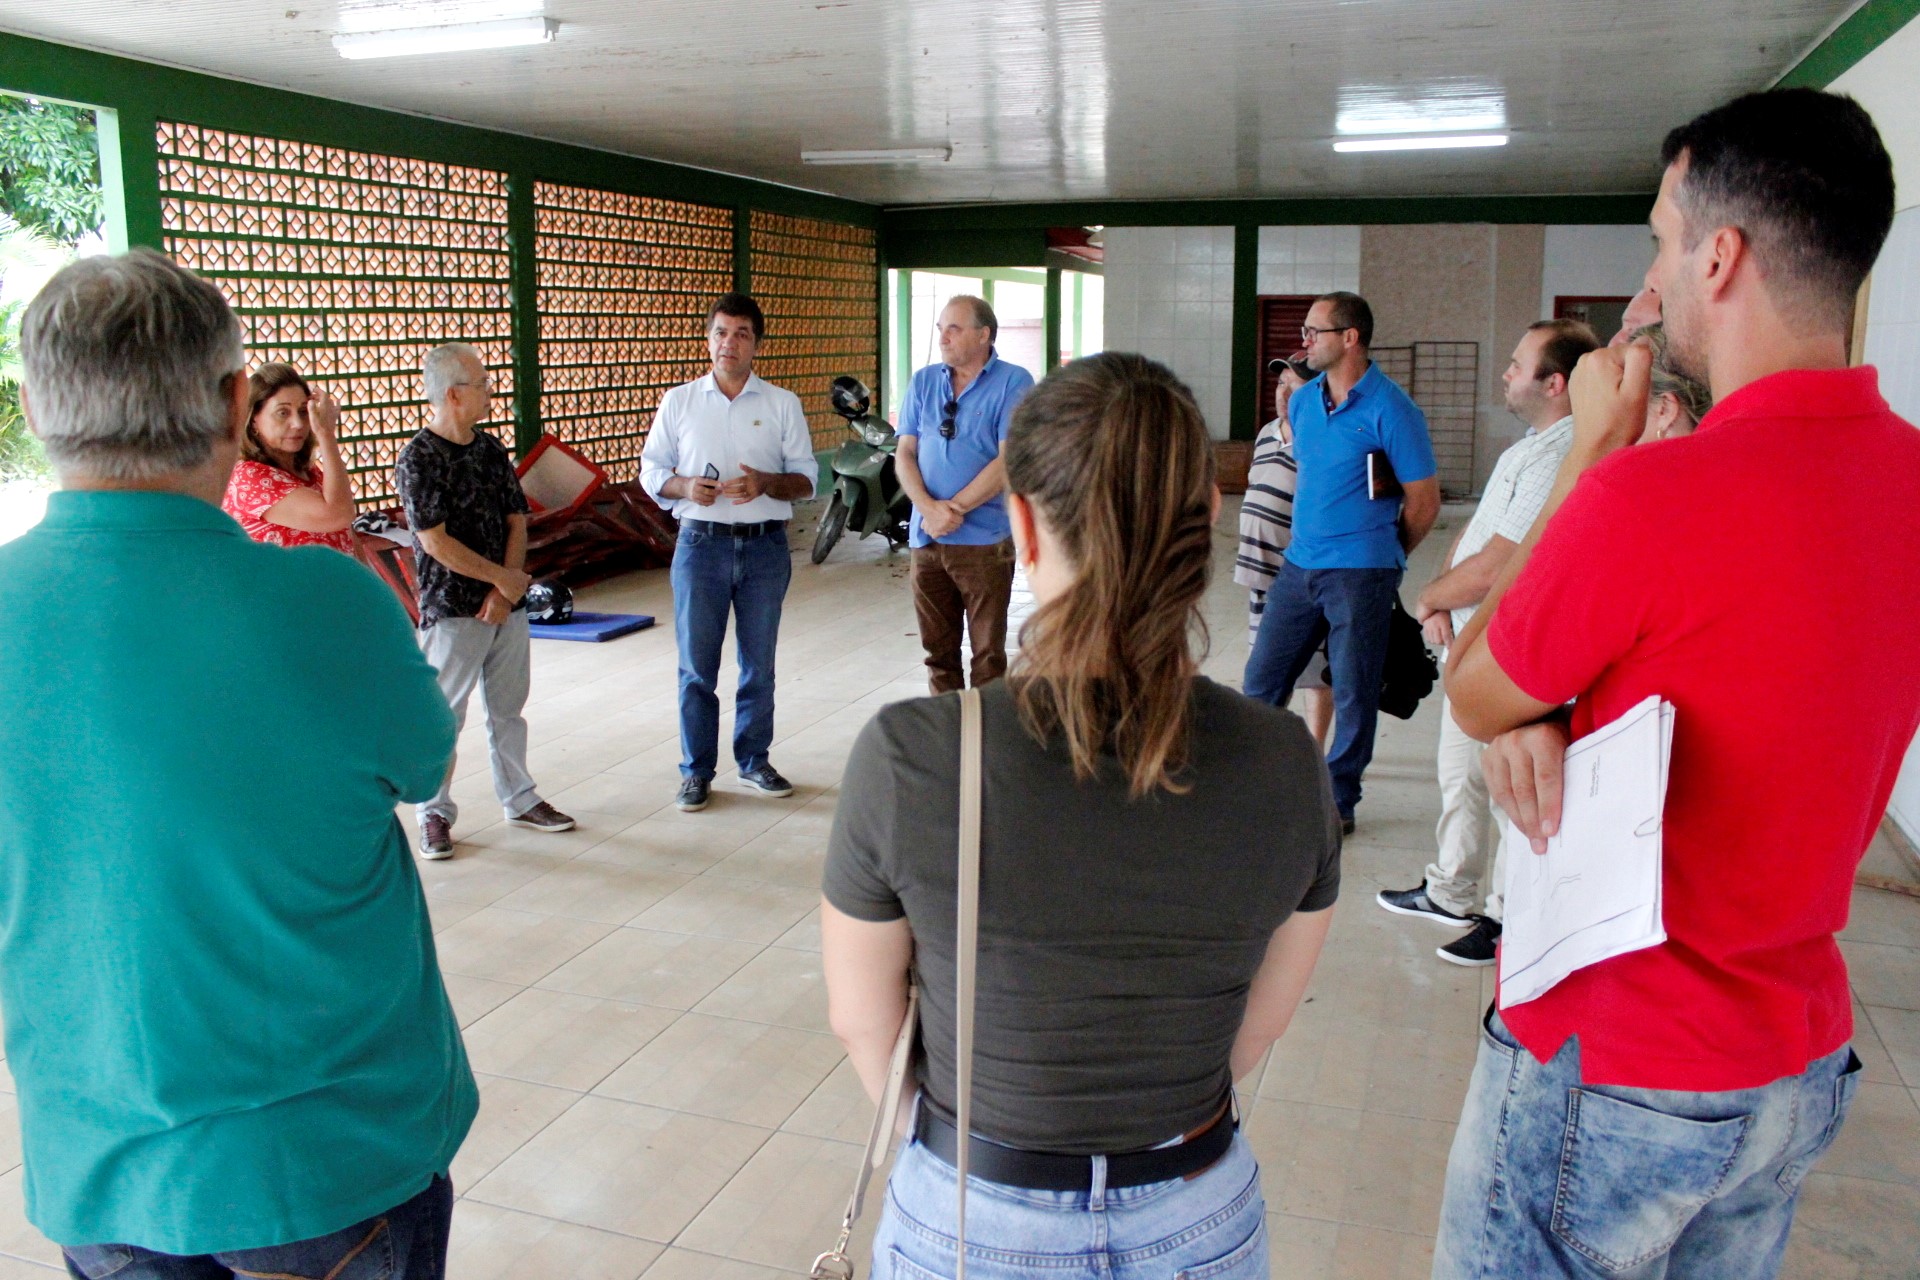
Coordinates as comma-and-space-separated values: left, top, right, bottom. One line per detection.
0, 500, 1916, 1278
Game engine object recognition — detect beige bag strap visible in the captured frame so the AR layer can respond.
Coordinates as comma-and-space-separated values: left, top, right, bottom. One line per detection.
954, 686, 983, 1280
810, 687, 983, 1280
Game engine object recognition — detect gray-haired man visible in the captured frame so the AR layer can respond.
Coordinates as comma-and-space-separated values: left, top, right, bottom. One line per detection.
395, 342, 573, 858
0, 249, 472, 1276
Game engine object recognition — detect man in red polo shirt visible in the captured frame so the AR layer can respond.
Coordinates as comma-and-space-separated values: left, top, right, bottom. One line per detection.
1435, 88, 1916, 1279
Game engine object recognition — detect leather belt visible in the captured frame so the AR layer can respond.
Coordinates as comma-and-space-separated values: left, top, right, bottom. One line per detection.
680, 518, 783, 539
913, 1101, 1235, 1192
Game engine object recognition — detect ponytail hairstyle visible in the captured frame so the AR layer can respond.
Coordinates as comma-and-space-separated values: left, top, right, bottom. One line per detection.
1004, 352, 1216, 798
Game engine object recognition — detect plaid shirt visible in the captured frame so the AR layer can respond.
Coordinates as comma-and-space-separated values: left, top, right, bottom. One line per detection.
1449, 415, 1575, 633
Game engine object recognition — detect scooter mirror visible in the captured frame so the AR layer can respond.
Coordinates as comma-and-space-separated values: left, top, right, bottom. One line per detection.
829, 375, 872, 420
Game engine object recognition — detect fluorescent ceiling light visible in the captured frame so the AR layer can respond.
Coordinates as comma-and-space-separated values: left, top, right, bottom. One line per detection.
801, 147, 952, 166
1338, 110, 1506, 135
332, 16, 555, 59
1333, 134, 1509, 153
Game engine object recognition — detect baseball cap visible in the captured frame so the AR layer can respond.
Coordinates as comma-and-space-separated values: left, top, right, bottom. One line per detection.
1266, 352, 1311, 380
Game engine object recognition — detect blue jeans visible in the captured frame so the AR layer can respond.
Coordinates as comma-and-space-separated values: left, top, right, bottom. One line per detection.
62, 1175, 452, 1279
670, 523, 792, 779
1243, 560, 1401, 816
871, 1130, 1267, 1279
1433, 1010, 1863, 1280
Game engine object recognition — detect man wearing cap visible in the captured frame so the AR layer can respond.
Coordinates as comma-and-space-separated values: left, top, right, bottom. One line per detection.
895, 295, 1036, 694
1235, 352, 1332, 749
1376, 318, 1598, 968
642, 291, 818, 815
1243, 291, 1440, 834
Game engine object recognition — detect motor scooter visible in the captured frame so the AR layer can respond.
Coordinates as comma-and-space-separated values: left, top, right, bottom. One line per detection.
812, 375, 911, 564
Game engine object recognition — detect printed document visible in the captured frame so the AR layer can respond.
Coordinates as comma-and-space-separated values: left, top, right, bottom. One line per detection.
1498, 694, 1673, 1009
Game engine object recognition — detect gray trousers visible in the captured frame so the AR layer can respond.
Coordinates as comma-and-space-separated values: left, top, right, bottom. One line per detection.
418, 612, 540, 825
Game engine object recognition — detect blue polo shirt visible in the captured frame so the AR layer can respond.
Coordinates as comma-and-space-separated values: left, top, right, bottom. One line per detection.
898, 351, 1035, 547
0, 490, 475, 1253
1284, 362, 1437, 569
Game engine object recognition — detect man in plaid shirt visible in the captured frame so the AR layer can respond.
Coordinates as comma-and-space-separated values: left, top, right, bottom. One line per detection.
1375, 319, 1599, 967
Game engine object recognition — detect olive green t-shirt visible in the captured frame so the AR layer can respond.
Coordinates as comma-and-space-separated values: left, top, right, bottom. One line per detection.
0, 491, 475, 1252
824, 678, 1339, 1154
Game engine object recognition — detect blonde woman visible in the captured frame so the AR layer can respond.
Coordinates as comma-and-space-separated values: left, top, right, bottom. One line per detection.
823, 352, 1338, 1279
1640, 323, 1713, 440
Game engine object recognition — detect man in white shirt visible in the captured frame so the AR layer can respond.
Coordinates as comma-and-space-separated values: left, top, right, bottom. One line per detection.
1376, 319, 1599, 965
641, 293, 817, 813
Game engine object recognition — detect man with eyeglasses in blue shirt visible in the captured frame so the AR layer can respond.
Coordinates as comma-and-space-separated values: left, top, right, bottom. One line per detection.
1244, 291, 1440, 835
896, 295, 1036, 693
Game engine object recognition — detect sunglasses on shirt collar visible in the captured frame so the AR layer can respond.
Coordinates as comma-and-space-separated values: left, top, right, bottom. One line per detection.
940, 399, 958, 440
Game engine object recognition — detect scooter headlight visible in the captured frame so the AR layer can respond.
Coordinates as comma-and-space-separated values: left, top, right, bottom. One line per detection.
859, 420, 896, 448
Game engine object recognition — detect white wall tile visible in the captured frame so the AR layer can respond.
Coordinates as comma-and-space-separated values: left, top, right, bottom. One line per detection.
1297, 262, 1334, 294
1174, 226, 1214, 263
1258, 227, 1296, 265
1332, 227, 1362, 266
1541, 225, 1650, 318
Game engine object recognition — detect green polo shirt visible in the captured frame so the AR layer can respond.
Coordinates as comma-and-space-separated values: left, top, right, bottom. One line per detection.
0, 490, 475, 1253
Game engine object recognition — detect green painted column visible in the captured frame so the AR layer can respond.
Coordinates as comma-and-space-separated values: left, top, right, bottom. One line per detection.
506, 174, 542, 456
1070, 271, 1084, 361
110, 100, 163, 251
733, 207, 752, 294
893, 268, 914, 417
1043, 267, 1062, 373
1229, 224, 1260, 441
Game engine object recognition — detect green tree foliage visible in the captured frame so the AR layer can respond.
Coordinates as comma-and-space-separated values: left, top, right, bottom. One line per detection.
0, 95, 104, 247
0, 215, 74, 480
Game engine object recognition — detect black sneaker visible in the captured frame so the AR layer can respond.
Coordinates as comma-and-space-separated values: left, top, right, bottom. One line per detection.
676, 776, 711, 812
1341, 814, 1357, 837
1439, 916, 1502, 967
740, 764, 795, 797
1376, 882, 1474, 927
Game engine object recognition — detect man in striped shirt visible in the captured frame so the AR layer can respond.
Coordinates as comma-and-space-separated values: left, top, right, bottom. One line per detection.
1234, 354, 1332, 748
1375, 319, 1599, 966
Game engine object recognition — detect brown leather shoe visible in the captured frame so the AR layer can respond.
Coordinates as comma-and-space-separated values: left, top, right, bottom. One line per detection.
508, 801, 576, 832
419, 813, 454, 860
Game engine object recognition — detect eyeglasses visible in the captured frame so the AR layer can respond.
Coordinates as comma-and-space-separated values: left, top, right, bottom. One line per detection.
454, 374, 495, 391
1300, 325, 1355, 343
940, 399, 958, 440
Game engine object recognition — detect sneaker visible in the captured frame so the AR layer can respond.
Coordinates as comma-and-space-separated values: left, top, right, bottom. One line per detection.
419, 814, 454, 860
1340, 814, 1357, 837
1375, 882, 1474, 927
740, 764, 795, 797
1439, 916, 1502, 967
676, 776, 711, 812
508, 801, 576, 833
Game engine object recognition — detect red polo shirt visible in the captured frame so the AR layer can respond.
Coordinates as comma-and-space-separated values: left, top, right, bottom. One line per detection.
1488, 366, 1920, 1091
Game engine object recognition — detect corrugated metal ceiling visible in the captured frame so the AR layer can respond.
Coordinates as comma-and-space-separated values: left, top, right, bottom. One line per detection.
0, 0, 1854, 205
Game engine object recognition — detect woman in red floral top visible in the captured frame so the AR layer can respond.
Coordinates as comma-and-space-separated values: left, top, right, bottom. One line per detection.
222, 363, 358, 553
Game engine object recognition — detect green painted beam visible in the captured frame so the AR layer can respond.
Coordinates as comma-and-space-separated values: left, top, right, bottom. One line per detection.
507, 175, 542, 455
881, 227, 1048, 268
0, 31, 877, 228
1043, 267, 1062, 374
881, 193, 1652, 235
1776, 0, 1920, 88
1229, 225, 1259, 442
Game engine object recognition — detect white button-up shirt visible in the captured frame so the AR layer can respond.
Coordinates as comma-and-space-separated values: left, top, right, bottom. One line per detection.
1448, 414, 1576, 633
640, 371, 817, 524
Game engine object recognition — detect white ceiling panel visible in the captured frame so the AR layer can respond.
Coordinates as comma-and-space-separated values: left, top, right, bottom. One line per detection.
0, 0, 1858, 205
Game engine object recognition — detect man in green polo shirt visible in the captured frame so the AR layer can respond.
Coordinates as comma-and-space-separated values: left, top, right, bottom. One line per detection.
0, 250, 475, 1277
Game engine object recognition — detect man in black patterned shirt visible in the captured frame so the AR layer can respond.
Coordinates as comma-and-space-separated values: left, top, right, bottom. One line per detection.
395, 342, 574, 859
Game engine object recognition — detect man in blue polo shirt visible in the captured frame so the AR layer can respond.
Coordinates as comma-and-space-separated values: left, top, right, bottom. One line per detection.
896, 295, 1036, 693
1245, 291, 1439, 833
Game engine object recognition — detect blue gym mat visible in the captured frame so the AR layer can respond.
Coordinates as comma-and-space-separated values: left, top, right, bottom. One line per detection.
529, 612, 655, 643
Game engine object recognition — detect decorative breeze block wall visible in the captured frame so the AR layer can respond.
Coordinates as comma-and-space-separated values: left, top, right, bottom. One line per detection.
748, 212, 880, 454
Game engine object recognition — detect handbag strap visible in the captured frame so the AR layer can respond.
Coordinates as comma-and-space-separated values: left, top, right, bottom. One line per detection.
954, 686, 983, 1280
812, 982, 918, 1280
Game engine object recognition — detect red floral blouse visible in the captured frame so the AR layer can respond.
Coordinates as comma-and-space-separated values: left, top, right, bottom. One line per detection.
222, 460, 356, 554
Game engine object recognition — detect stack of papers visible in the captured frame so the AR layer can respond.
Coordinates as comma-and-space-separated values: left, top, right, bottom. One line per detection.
1498, 695, 1674, 1009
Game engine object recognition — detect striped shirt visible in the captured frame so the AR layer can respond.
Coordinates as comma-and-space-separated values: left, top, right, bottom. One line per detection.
1234, 418, 1297, 590
1448, 414, 1575, 633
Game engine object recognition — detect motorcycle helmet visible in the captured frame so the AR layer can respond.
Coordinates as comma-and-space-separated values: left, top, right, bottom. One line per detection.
829, 375, 872, 420
524, 579, 575, 625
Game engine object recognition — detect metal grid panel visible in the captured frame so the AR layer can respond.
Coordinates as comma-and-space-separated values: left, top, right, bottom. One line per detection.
1369, 343, 1479, 499
534, 183, 733, 482
156, 121, 514, 507
749, 212, 878, 454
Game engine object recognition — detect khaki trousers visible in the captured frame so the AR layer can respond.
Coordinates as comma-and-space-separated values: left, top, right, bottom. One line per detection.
911, 539, 1016, 694
1426, 692, 1506, 921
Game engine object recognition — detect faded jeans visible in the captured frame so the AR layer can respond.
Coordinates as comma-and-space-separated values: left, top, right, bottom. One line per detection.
871, 1130, 1268, 1279
62, 1175, 452, 1280
1433, 1009, 1862, 1280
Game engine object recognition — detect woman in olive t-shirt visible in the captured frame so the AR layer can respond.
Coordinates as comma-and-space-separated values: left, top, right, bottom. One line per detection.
823, 352, 1340, 1279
